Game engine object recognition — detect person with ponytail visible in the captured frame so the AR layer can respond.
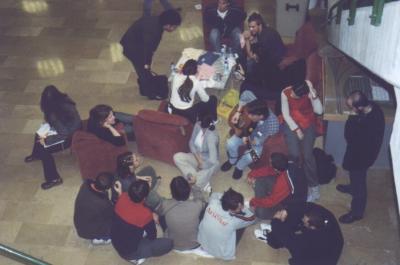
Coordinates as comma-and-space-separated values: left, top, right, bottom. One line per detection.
173, 115, 219, 192
169, 59, 218, 123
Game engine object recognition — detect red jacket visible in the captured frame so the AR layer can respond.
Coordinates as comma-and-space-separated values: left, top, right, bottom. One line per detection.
249, 166, 291, 208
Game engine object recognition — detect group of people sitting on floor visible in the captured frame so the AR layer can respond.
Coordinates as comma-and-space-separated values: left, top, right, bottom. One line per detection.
23, 1, 386, 264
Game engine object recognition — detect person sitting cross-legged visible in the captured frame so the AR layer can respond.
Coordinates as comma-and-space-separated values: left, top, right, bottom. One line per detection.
221, 99, 280, 179
73, 172, 114, 245
198, 188, 256, 260
111, 180, 173, 264
248, 152, 307, 220
155, 176, 212, 257
173, 115, 219, 192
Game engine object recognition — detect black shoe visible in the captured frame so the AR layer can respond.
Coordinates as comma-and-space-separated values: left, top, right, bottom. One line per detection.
339, 212, 363, 224
221, 161, 233, 172
41, 178, 63, 190
24, 155, 38, 163
336, 184, 351, 194
232, 168, 243, 180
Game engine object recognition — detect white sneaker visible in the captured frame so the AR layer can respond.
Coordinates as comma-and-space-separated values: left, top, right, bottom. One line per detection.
259, 223, 271, 232
129, 258, 145, 264
254, 229, 268, 242
203, 182, 212, 193
191, 247, 215, 258
307, 186, 320, 202
91, 238, 111, 245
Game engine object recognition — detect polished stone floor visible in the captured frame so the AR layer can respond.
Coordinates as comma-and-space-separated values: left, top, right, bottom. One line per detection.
0, 0, 399, 264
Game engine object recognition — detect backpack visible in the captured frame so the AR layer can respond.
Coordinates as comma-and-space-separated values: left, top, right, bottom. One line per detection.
313, 148, 337, 185
140, 71, 169, 100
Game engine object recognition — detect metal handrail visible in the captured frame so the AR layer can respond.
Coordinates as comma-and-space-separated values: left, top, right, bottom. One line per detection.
327, 0, 387, 27
0, 244, 51, 265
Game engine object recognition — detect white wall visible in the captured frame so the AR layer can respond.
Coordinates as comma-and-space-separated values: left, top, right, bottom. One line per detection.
390, 87, 400, 214
327, 2, 400, 87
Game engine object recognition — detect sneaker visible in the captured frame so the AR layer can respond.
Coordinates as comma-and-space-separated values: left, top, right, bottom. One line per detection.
221, 160, 233, 171
254, 229, 268, 242
41, 178, 63, 190
129, 258, 145, 264
307, 186, 320, 202
203, 182, 212, 193
259, 223, 272, 232
232, 168, 243, 179
191, 247, 214, 258
92, 238, 111, 245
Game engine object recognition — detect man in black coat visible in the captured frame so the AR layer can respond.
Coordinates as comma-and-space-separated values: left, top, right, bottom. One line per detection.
337, 90, 385, 224
73, 172, 114, 244
204, 0, 246, 54
120, 9, 181, 97
262, 202, 344, 265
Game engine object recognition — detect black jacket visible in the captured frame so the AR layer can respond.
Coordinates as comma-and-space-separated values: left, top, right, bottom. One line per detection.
120, 15, 164, 65
204, 4, 246, 37
343, 103, 385, 170
44, 102, 81, 146
73, 181, 114, 239
268, 203, 344, 265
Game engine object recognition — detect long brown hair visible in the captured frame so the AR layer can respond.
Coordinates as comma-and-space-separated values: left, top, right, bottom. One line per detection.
178, 59, 197, 103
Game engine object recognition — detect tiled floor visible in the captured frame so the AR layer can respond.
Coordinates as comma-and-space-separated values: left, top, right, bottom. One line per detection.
0, 0, 399, 265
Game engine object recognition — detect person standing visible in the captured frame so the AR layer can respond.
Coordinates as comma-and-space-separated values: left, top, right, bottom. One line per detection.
24, 85, 81, 190
337, 91, 385, 224
120, 9, 181, 98
204, 0, 246, 54
281, 80, 323, 202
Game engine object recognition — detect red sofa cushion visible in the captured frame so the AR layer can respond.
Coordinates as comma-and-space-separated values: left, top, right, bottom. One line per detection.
133, 109, 193, 165
71, 126, 129, 180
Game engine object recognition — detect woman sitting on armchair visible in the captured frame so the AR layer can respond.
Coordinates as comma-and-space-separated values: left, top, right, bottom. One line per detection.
87, 104, 126, 147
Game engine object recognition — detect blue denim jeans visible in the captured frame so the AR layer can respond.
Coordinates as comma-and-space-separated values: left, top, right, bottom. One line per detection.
209, 27, 242, 55
226, 135, 263, 170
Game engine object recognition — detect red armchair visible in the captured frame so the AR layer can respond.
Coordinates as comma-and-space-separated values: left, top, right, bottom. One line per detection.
71, 122, 129, 180
132, 102, 193, 165
202, 0, 245, 50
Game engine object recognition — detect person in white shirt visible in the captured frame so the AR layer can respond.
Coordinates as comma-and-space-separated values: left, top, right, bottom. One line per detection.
169, 59, 217, 123
281, 80, 323, 202
173, 115, 219, 192
197, 188, 256, 260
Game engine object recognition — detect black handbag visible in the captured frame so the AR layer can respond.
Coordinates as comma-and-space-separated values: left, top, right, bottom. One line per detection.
145, 71, 169, 100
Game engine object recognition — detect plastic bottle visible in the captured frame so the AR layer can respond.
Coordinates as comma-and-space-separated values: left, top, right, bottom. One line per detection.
224, 57, 229, 75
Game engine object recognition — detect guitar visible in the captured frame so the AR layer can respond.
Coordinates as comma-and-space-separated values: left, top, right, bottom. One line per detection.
228, 105, 260, 163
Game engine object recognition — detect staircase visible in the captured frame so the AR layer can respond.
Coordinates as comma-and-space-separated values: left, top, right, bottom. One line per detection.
325, 0, 400, 215
326, 0, 400, 87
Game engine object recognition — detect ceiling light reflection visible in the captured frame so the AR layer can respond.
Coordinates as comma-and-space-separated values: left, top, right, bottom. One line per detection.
109, 43, 124, 63
36, 58, 65, 77
178, 26, 203, 42
22, 0, 48, 14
